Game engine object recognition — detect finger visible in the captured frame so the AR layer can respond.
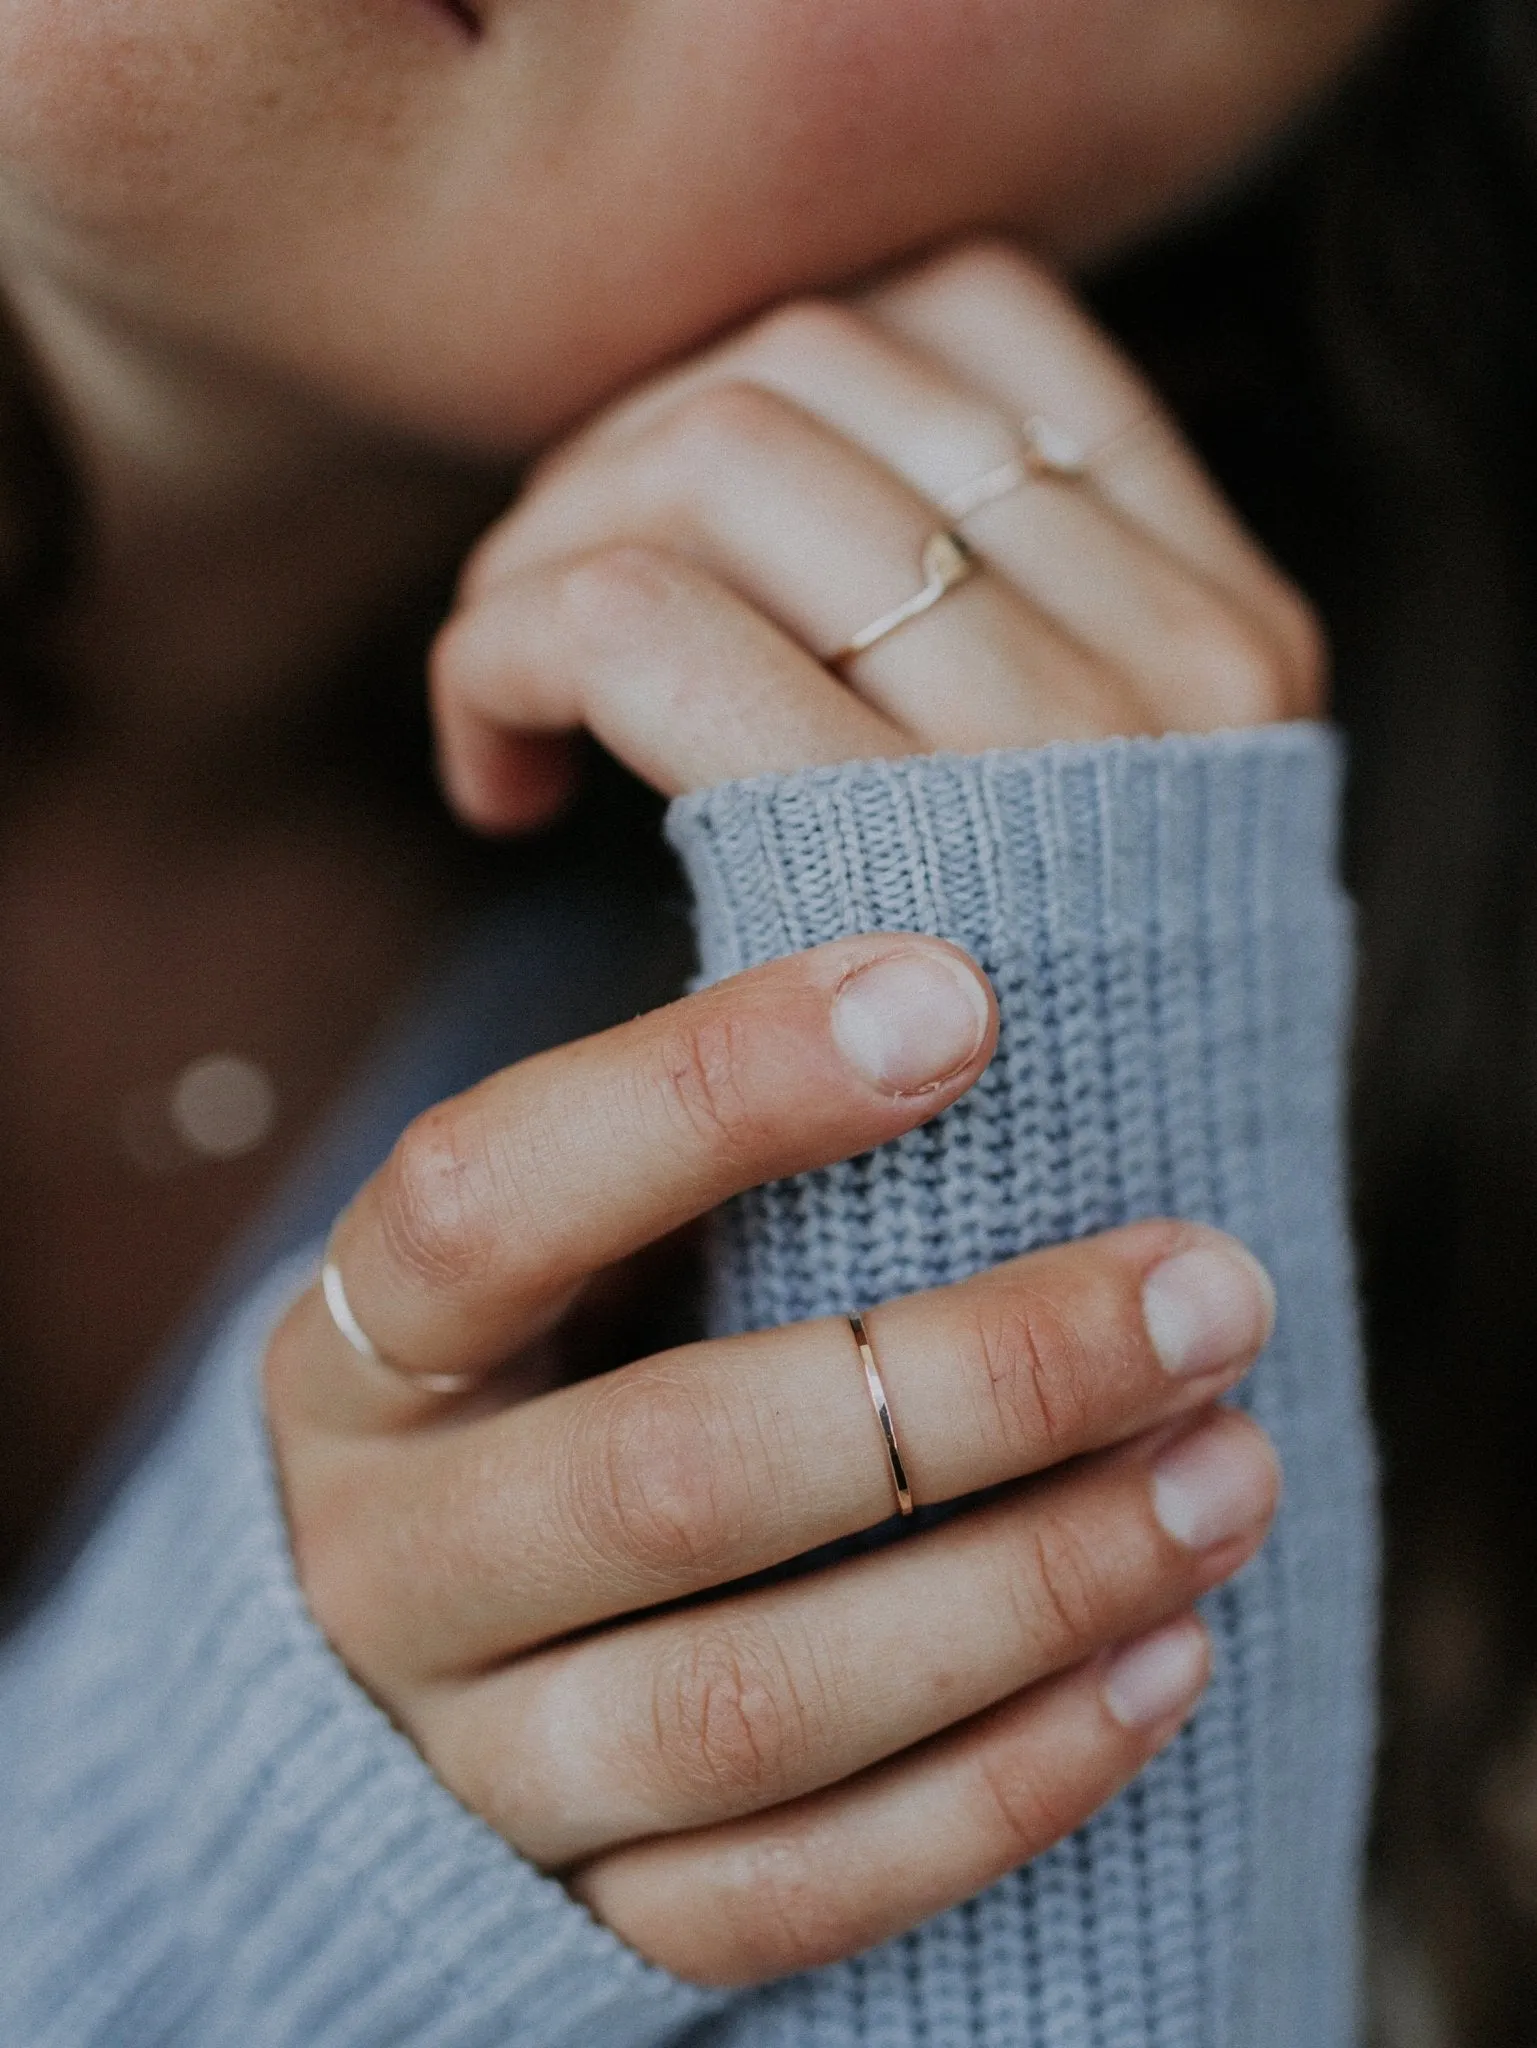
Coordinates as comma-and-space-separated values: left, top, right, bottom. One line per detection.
572, 1613, 1213, 1987
944, 473, 1299, 731
293, 1221, 1274, 1676
565, 294, 1293, 731
862, 240, 1324, 713
271, 935, 997, 1417
457, 379, 1141, 753
429, 722, 585, 837
432, 545, 906, 825
421, 1409, 1276, 1867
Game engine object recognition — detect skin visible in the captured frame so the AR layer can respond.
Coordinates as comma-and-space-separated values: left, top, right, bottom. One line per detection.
0, 0, 1393, 447
0, 0, 1396, 725
0, 0, 1402, 1988
288, 238, 1305, 1978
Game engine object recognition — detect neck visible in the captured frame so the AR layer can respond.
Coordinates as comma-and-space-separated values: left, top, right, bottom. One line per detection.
3, 261, 512, 794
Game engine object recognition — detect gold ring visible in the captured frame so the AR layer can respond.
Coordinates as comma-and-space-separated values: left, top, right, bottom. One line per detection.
826, 529, 978, 671
848, 1310, 915, 1518
939, 416, 1089, 522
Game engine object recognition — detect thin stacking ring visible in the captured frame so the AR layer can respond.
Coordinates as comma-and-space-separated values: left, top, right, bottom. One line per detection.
322, 1256, 382, 1364
939, 408, 1171, 525
939, 415, 1089, 522
321, 1243, 479, 1395
848, 1311, 915, 1518
826, 529, 979, 670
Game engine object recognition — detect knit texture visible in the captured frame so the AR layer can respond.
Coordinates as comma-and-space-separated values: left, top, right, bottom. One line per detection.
665, 726, 1375, 2048
0, 728, 1374, 2046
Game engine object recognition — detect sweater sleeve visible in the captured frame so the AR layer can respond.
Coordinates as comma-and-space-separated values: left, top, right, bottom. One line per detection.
0, 724, 1373, 2048
0, 1252, 728, 2048
664, 725, 1377, 2048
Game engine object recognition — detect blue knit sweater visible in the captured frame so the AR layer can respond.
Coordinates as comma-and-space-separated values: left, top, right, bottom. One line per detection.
0, 727, 1376, 2047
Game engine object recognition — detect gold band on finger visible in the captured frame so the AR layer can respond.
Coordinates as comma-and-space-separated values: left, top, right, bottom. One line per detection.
826, 529, 978, 671
939, 415, 1089, 522
848, 1311, 915, 1518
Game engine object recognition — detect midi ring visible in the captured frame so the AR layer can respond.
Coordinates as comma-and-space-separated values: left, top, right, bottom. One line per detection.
321, 1242, 479, 1395
826, 529, 979, 670
848, 1311, 915, 1518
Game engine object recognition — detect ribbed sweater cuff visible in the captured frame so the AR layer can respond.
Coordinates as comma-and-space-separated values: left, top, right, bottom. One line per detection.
669, 724, 1338, 981
666, 723, 1348, 1319
663, 725, 1372, 2048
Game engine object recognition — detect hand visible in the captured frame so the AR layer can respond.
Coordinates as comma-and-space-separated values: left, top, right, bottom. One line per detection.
428, 238, 1322, 830
267, 934, 1280, 1987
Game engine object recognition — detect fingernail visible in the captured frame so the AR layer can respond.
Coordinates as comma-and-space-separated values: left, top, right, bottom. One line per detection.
1152, 1416, 1279, 1551
831, 948, 990, 1095
1102, 1619, 1210, 1729
1141, 1241, 1275, 1379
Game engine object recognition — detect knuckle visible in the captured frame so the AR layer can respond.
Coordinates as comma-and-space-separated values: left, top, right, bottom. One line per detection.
551, 542, 696, 647
663, 378, 797, 468
1020, 1512, 1111, 1661
923, 233, 1037, 295
652, 1003, 770, 1169
719, 1831, 852, 1979
972, 1738, 1081, 1864
444, 1669, 576, 1856
650, 1625, 811, 1810
375, 1101, 497, 1296
1174, 604, 1292, 724
571, 1369, 740, 1581
744, 295, 867, 368
965, 1279, 1096, 1464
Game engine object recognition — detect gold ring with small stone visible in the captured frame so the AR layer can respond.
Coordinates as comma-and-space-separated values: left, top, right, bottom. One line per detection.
939, 415, 1090, 522
826, 530, 979, 672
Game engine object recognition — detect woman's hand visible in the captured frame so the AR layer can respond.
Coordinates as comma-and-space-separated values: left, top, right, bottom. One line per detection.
429, 238, 1322, 830
270, 237, 1302, 1986
267, 933, 1280, 1986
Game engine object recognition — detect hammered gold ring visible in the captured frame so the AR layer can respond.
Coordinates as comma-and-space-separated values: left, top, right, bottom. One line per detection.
826, 529, 979, 671
848, 1310, 915, 1518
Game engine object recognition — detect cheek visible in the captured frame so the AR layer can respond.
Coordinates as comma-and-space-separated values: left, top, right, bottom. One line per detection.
503, 3, 1069, 312
240, 0, 1124, 444
461, 4, 1096, 369
583, 0, 1162, 308
0, 3, 409, 254
0, 8, 243, 229
686, 0, 1071, 214
0, 0, 1383, 454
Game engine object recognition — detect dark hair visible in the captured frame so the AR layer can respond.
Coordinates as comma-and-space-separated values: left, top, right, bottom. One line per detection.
0, 314, 76, 756
1099, 3, 1537, 2034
